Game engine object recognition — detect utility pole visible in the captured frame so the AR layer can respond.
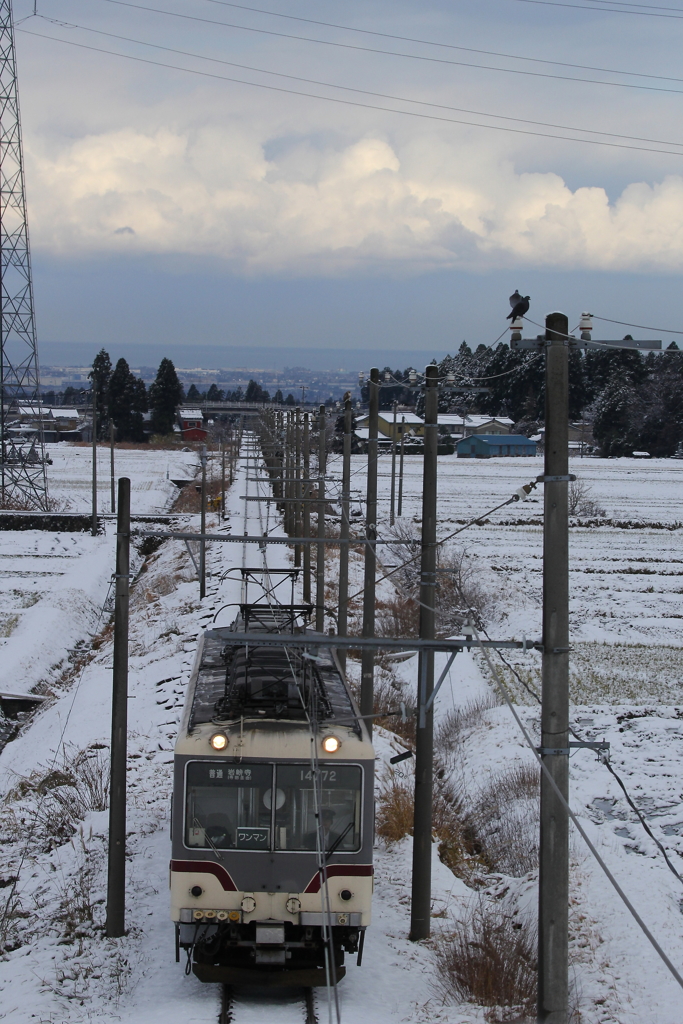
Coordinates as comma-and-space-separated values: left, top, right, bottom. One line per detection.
538, 313, 570, 1023
316, 405, 326, 632
360, 368, 379, 729
410, 364, 439, 942
295, 408, 302, 568
106, 476, 130, 938
91, 389, 97, 537
221, 442, 226, 519
337, 397, 353, 673
303, 413, 311, 604
199, 445, 207, 599
398, 415, 405, 517
390, 401, 398, 526
109, 420, 116, 515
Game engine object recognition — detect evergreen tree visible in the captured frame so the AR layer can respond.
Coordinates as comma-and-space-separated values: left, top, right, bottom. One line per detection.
245, 379, 270, 402
109, 358, 148, 442
149, 358, 184, 436
593, 370, 638, 456
284, 393, 296, 406
207, 383, 224, 402
274, 389, 284, 404
89, 348, 112, 436
186, 383, 202, 403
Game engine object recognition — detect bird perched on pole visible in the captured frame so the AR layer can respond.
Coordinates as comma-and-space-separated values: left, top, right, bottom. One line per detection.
507, 291, 530, 320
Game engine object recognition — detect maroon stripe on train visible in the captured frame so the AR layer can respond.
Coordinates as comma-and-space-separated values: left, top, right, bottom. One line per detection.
170, 860, 237, 891
304, 865, 373, 894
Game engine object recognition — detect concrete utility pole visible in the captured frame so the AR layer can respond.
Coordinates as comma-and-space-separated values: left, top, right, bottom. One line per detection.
390, 401, 398, 526
316, 405, 326, 632
91, 391, 97, 537
538, 311, 570, 1024
337, 397, 353, 673
106, 476, 130, 938
303, 413, 311, 604
398, 415, 405, 517
410, 364, 439, 942
109, 420, 115, 515
199, 445, 207, 599
360, 368, 379, 730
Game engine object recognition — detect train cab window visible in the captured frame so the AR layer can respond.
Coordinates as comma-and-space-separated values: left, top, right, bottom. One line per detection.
273, 765, 362, 853
185, 762, 272, 851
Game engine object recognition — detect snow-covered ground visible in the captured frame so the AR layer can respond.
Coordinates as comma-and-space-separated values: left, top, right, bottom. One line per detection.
0, 445, 682, 1023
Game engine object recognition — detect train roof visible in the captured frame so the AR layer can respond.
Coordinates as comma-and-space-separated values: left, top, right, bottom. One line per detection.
184, 606, 362, 737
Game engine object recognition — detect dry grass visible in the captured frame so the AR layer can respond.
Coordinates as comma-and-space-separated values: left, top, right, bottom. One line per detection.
436, 902, 537, 1022
376, 779, 415, 842
2, 745, 109, 854
468, 767, 539, 877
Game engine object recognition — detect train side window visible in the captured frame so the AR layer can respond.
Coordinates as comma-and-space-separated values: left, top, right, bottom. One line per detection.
184, 761, 273, 851
274, 764, 362, 853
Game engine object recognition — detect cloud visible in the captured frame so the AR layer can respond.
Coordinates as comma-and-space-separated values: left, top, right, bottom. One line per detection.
25, 123, 683, 275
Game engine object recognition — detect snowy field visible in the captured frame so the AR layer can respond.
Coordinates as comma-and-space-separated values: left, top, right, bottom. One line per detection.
0, 444, 682, 1023
45, 444, 199, 515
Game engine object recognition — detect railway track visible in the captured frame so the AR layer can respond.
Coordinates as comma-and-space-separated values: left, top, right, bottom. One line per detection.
219, 984, 318, 1023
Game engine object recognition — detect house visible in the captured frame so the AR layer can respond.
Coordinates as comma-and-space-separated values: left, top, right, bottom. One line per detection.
456, 434, 537, 458
356, 411, 425, 439
178, 408, 208, 442
437, 414, 514, 437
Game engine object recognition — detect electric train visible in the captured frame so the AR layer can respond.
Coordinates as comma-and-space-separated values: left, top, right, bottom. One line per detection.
170, 586, 375, 987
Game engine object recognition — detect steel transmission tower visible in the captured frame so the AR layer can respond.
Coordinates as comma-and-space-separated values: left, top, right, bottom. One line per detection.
0, 0, 48, 509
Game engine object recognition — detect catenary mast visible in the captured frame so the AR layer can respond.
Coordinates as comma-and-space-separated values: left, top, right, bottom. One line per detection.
0, 0, 48, 509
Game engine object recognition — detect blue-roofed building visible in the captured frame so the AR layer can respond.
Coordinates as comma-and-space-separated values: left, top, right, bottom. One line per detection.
456, 434, 537, 458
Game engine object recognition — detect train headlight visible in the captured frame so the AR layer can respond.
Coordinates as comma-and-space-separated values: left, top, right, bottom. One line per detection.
322, 735, 341, 753
210, 732, 228, 751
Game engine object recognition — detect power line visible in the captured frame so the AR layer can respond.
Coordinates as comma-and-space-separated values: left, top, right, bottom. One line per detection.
91, 0, 683, 96
19, 27, 683, 156
32, 15, 683, 151
468, 618, 683, 994
592, 314, 683, 335
200, 0, 683, 86
509, 0, 683, 17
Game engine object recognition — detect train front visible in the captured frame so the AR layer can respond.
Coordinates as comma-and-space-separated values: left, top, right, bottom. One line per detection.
170, 617, 375, 987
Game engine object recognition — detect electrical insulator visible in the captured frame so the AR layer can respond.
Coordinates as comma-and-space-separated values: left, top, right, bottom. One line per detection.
446, 372, 455, 385
358, 371, 365, 385
580, 311, 593, 341
384, 371, 391, 382
409, 369, 417, 384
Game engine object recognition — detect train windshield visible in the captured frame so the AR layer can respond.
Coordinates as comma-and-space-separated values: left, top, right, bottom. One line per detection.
274, 764, 362, 853
185, 762, 273, 851
184, 762, 362, 853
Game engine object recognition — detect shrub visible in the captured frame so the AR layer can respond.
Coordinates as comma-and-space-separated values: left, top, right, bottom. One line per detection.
436, 901, 537, 1022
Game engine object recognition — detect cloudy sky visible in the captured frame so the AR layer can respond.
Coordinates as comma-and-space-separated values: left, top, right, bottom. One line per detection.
13, 0, 683, 364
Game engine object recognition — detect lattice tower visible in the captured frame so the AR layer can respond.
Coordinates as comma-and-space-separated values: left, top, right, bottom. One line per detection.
0, 0, 48, 509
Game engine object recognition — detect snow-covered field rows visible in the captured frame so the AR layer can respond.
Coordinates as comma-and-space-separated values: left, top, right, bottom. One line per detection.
0, 445, 198, 714
45, 444, 198, 515
0, 444, 682, 1023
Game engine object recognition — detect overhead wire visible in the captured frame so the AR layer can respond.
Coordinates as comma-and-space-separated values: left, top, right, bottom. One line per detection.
24, 27, 683, 157
28, 14, 683, 151
465, 616, 683, 993
200, 0, 683, 86
591, 314, 683, 335
76, 0, 683, 97
509, 0, 683, 16
477, 628, 683, 886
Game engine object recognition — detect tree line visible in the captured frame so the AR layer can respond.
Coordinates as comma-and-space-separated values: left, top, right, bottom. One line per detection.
365, 340, 683, 457
185, 381, 297, 405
